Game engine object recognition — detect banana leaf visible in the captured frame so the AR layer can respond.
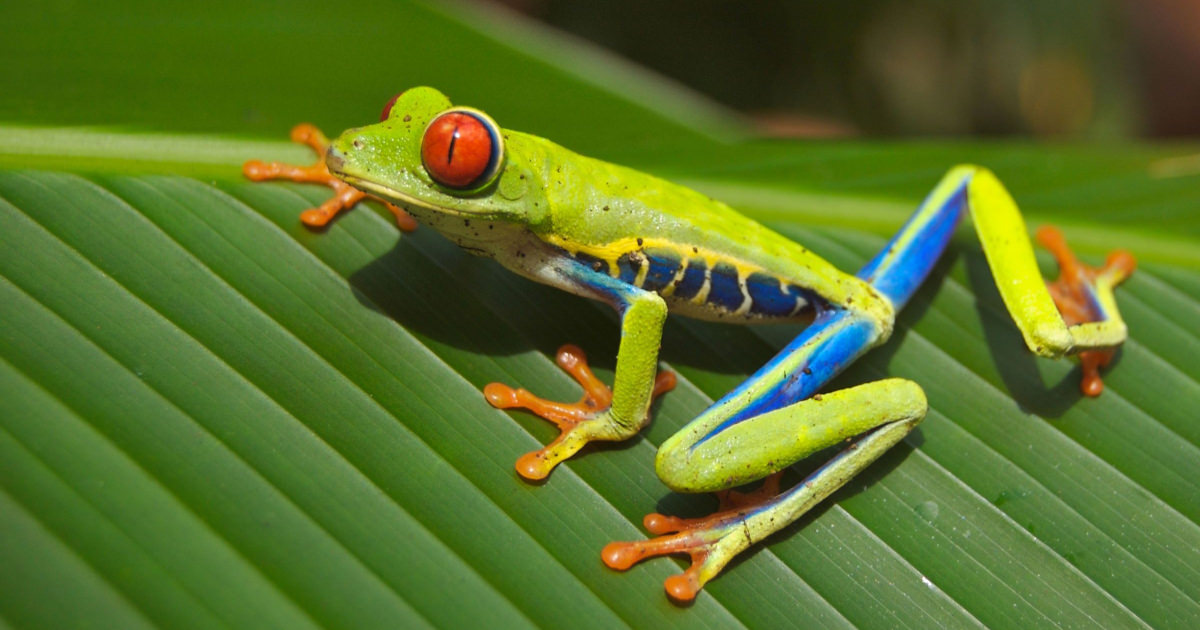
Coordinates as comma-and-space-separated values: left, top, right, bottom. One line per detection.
1, 1, 1197, 627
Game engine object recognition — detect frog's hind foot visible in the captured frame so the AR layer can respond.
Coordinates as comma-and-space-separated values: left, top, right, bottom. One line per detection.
602, 473, 785, 603
484, 345, 675, 481
243, 123, 417, 231
1035, 226, 1136, 396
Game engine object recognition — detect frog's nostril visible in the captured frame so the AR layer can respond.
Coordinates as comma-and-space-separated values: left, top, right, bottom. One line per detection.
353, 139, 364, 149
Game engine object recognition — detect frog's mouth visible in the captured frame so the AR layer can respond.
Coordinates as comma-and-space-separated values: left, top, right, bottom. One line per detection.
326, 147, 470, 219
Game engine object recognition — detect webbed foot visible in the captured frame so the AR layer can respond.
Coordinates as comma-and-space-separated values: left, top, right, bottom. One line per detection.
602, 472, 785, 602
1036, 226, 1136, 396
484, 345, 675, 480
243, 123, 417, 231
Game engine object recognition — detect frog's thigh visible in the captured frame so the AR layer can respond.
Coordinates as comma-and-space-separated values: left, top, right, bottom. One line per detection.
656, 378, 927, 493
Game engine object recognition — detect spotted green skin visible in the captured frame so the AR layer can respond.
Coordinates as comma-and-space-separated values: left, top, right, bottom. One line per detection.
326, 87, 1132, 597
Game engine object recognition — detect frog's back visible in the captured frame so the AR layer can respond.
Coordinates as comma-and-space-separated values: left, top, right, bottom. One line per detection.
535, 146, 876, 323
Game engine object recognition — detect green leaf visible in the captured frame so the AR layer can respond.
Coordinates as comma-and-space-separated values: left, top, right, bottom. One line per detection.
2, 1, 1199, 628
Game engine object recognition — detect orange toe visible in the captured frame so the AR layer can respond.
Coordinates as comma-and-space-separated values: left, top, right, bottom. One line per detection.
485, 345, 674, 480
1036, 225, 1135, 397
245, 124, 417, 231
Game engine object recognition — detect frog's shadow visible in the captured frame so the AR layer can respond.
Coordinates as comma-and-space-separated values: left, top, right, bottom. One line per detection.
346, 227, 813, 376
346, 228, 563, 359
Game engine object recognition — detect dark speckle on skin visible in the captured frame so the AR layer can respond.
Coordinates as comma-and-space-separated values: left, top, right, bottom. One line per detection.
603, 205, 610, 211
403, 114, 412, 122
636, 238, 643, 247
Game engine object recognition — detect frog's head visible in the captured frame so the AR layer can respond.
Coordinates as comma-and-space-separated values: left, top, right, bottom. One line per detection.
326, 87, 549, 241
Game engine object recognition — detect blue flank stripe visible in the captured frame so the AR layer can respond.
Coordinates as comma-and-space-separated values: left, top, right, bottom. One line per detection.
747, 272, 802, 316
673, 259, 707, 299
643, 250, 680, 292
857, 177, 969, 308
616, 253, 639, 284
707, 262, 744, 311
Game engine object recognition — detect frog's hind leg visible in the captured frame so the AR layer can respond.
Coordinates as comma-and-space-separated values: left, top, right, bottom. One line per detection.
861, 165, 1136, 395
603, 306, 925, 601
960, 169, 1135, 388
604, 377, 926, 601
1035, 226, 1136, 395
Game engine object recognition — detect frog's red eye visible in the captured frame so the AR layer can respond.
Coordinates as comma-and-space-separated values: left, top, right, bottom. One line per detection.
421, 108, 503, 190
380, 92, 404, 121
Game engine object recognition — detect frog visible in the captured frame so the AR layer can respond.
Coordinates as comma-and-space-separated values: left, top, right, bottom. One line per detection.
244, 87, 1135, 602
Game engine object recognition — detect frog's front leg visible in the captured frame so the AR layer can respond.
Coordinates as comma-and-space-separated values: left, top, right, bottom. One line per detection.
243, 124, 418, 231
485, 261, 676, 480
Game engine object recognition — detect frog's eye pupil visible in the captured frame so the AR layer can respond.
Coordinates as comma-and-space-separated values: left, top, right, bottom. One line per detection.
421, 110, 502, 190
380, 92, 403, 121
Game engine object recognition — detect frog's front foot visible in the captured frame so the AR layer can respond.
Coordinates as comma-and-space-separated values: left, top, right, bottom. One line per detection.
1036, 226, 1136, 396
484, 345, 675, 480
243, 124, 418, 231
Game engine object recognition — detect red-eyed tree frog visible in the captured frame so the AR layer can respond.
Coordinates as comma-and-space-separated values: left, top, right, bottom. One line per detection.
245, 87, 1135, 602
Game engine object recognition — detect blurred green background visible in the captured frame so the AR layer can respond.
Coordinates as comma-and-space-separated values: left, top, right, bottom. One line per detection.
503, 0, 1200, 138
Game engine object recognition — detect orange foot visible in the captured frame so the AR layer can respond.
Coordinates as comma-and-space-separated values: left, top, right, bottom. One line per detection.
1036, 226, 1136, 396
484, 344, 675, 480
602, 472, 785, 602
243, 123, 418, 231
